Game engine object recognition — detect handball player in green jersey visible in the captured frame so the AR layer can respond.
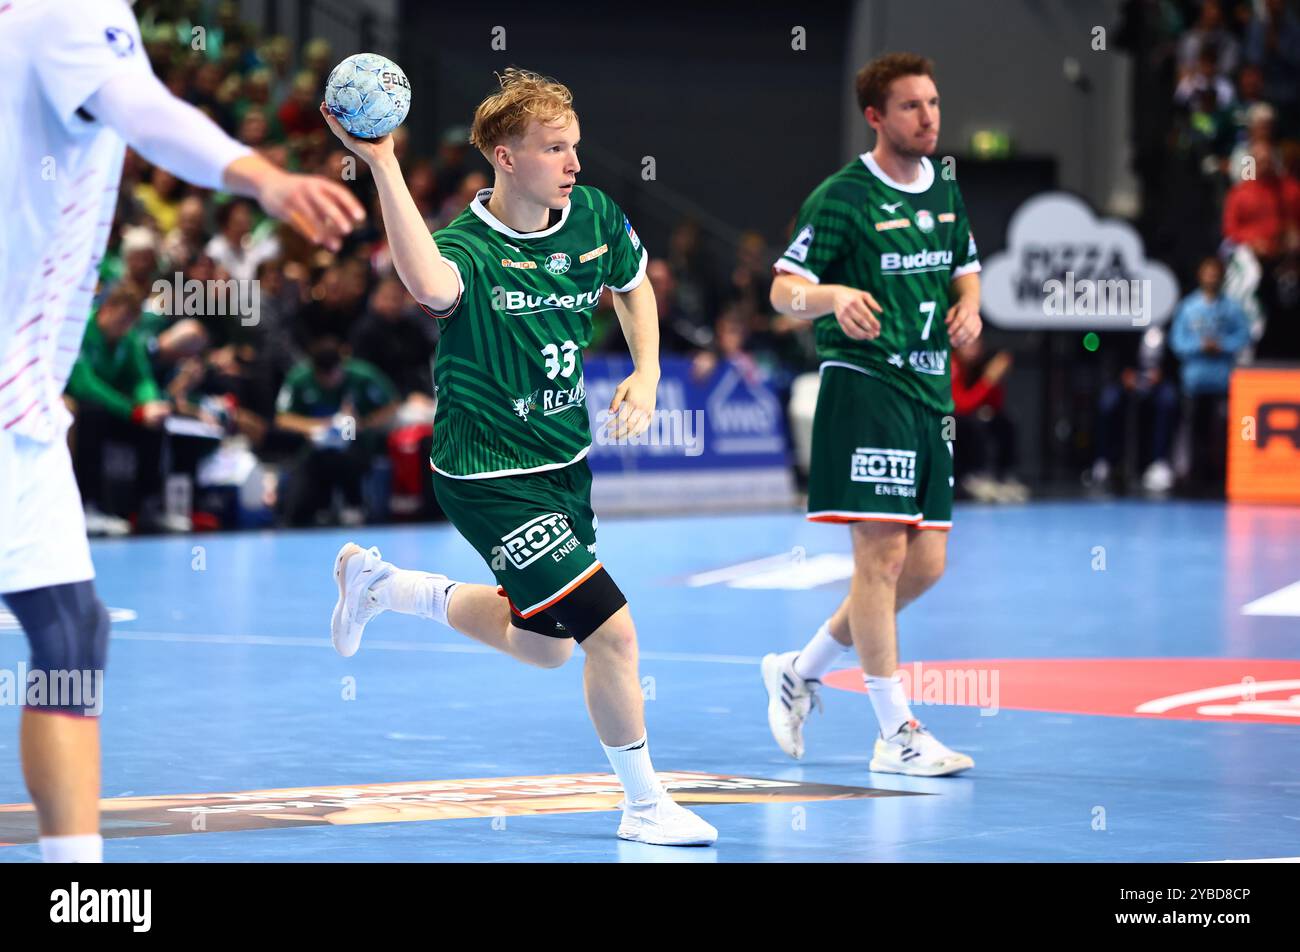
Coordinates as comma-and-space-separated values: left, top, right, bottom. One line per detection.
321, 69, 716, 845
762, 54, 982, 777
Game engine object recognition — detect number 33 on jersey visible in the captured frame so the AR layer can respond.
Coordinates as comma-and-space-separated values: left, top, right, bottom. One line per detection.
426, 185, 648, 478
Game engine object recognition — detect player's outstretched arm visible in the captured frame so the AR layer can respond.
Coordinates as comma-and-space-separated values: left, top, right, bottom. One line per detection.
608, 279, 661, 440
320, 105, 461, 313
771, 274, 882, 341
84, 73, 364, 252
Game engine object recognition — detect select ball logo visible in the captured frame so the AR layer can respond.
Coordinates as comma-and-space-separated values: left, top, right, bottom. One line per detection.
501, 513, 577, 569
545, 253, 571, 275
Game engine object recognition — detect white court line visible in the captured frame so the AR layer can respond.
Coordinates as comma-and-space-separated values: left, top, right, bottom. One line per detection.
49, 629, 767, 666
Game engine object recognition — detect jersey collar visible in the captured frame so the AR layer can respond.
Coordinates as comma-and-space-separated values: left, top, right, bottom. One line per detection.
469, 187, 571, 239
860, 152, 934, 194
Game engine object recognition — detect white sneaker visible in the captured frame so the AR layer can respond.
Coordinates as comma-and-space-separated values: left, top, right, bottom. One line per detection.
870, 719, 975, 777
330, 542, 394, 657
84, 505, 130, 537
761, 650, 823, 760
616, 796, 718, 846
1142, 459, 1174, 493
960, 473, 1001, 503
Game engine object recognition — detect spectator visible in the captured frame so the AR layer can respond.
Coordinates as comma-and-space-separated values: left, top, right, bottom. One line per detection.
274, 335, 399, 526
133, 166, 184, 234
1087, 328, 1181, 494
160, 195, 210, 270
277, 70, 323, 142
1178, 0, 1241, 79
1170, 255, 1251, 493
667, 219, 722, 336
119, 225, 162, 295
66, 287, 174, 534
204, 198, 280, 282
1226, 102, 1280, 181
1224, 142, 1300, 257
1174, 43, 1236, 110
1244, 0, 1300, 131
951, 339, 1028, 503
350, 277, 439, 398
294, 263, 368, 346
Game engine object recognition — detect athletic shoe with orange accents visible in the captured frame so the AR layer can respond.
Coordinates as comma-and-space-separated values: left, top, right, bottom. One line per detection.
870, 719, 975, 777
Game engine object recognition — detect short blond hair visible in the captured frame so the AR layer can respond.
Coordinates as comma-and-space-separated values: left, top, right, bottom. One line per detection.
469, 67, 575, 159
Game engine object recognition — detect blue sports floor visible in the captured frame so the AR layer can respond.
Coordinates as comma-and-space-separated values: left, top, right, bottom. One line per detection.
2, 500, 1298, 862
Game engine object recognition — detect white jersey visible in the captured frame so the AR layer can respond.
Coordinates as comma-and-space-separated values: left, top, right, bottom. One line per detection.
0, 0, 149, 442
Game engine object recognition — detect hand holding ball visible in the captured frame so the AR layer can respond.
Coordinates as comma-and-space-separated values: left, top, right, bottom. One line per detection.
323, 53, 411, 139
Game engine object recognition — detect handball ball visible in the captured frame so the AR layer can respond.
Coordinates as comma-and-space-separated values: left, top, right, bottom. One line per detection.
324, 53, 411, 139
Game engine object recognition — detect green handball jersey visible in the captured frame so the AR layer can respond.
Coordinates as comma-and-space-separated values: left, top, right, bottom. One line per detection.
427, 186, 648, 478
774, 153, 980, 414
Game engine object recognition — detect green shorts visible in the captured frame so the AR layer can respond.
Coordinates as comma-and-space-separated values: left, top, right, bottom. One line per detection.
807, 364, 953, 530
432, 459, 602, 618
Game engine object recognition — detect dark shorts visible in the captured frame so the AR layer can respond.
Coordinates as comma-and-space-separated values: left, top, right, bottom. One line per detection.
807, 364, 953, 530
432, 459, 603, 618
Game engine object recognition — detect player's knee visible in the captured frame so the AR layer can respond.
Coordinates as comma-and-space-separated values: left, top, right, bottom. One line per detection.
851, 527, 909, 584
910, 547, 947, 592
535, 640, 575, 669
14, 583, 109, 715
580, 612, 637, 665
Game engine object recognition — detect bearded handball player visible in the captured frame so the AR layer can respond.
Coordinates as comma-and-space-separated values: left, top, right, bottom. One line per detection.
761, 53, 982, 777
321, 68, 717, 846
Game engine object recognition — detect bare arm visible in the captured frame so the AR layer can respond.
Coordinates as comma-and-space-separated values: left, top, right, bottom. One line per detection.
607, 278, 661, 439
770, 273, 882, 340
320, 105, 460, 311
944, 272, 982, 348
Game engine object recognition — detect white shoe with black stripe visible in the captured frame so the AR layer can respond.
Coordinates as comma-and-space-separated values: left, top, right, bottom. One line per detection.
761, 650, 822, 760
870, 719, 974, 777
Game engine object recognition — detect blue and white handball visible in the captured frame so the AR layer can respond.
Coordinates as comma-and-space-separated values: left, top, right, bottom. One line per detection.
324, 53, 411, 139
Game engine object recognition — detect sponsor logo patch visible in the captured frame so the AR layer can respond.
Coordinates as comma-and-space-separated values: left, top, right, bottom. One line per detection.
784, 224, 814, 263
908, 350, 948, 376
850, 447, 916, 486
500, 258, 537, 270
510, 389, 539, 421
624, 216, 641, 251
881, 249, 953, 273
579, 244, 608, 263
938, 212, 956, 223
874, 218, 911, 232
500, 513, 575, 569
105, 26, 135, 58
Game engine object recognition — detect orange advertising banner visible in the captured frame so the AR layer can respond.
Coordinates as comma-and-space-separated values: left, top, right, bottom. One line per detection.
1227, 367, 1300, 504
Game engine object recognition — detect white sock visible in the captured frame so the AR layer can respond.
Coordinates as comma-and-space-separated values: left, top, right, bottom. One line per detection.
602, 733, 664, 806
372, 570, 459, 626
865, 673, 915, 736
792, 621, 850, 681
40, 833, 103, 863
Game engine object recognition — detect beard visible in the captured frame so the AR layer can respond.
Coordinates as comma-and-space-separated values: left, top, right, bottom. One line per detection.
883, 127, 937, 159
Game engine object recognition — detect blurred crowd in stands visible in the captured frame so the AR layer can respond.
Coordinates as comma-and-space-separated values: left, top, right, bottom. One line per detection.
72, 0, 1299, 535
1096, 0, 1300, 496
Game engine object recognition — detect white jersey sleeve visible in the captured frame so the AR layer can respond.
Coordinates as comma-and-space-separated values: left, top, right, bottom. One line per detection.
30, 0, 151, 132
85, 72, 252, 190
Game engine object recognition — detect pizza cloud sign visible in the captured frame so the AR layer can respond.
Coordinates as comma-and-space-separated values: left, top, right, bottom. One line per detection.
981, 192, 1179, 330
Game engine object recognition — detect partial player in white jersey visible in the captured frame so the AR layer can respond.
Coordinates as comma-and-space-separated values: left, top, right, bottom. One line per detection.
0, 0, 364, 863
